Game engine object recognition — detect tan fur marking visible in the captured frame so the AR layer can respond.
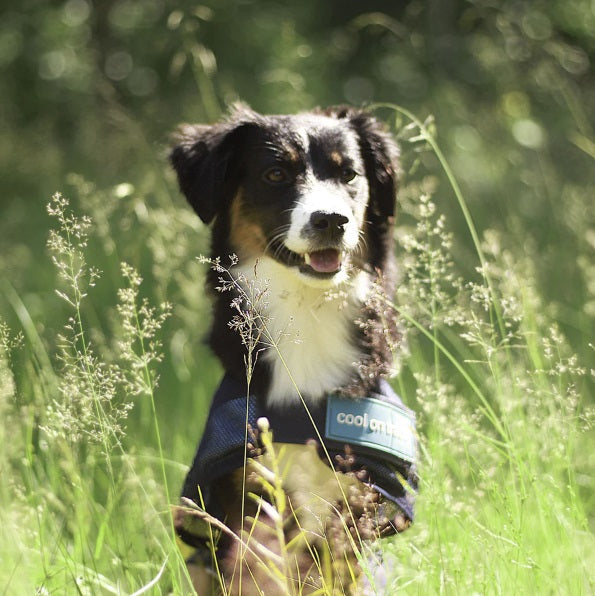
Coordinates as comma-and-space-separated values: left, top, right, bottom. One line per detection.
330, 150, 343, 166
229, 190, 267, 258
285, 147, 300, 162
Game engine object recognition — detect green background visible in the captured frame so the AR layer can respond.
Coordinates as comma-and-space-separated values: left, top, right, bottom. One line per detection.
0, 1, 593, 593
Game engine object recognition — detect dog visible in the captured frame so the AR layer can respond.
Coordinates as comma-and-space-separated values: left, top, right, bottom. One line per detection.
170, 105, 417, 594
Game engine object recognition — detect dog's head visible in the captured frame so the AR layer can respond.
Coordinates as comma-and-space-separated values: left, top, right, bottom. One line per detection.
170, 105, 398, 287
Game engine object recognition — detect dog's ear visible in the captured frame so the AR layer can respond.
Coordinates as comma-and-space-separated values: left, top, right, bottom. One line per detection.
327, 107, 399, 221
170, 107, 259, 224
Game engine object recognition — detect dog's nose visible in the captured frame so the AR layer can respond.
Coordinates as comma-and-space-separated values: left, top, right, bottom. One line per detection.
310, 211, 349, 233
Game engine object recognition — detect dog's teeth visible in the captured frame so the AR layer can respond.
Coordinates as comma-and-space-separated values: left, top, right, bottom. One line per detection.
304, 253, 311, 265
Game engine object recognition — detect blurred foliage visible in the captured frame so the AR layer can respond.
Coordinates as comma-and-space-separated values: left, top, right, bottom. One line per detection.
0, 0, 593, 351
0, 2, 592, 300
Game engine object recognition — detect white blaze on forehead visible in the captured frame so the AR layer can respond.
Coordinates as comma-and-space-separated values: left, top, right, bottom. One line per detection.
281, 117, 369, 255
294, 115, 363, 158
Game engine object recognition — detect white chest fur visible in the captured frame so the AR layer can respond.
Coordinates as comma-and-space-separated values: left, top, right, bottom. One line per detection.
235, 257, 371, 406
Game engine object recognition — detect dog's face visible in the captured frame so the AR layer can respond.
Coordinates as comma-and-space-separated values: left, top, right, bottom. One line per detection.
227, 115, 369, 287
170, 105, 398, 287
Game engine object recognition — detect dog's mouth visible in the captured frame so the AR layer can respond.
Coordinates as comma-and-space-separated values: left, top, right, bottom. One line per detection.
270, 240, 344, 279
303, 249, 342, 274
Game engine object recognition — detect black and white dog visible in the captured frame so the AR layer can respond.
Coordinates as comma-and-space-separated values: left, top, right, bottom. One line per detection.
170, 105, 416, 594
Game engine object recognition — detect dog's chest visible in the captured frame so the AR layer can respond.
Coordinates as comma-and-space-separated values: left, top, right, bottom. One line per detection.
237, 257, 370, 406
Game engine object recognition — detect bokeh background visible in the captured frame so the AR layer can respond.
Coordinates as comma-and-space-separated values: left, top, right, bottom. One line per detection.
2, 0, 593, 345
0, 0, 593, 592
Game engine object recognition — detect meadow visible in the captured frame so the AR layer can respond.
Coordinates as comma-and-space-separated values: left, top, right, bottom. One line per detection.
1, 1, 593, 594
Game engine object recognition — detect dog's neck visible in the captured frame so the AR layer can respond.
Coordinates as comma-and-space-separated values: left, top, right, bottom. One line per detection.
234, 256, 372, 407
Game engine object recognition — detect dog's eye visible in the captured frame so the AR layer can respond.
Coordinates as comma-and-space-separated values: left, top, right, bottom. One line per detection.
341, 167, 357, 183
263, 167, 289, 184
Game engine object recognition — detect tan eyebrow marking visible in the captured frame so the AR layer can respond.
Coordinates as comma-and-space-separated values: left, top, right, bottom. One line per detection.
329, 151, 343, 166
284, 147, 300, 162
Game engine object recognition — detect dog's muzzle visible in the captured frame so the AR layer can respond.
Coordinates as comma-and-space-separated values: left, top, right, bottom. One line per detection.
270, 210, 358, 279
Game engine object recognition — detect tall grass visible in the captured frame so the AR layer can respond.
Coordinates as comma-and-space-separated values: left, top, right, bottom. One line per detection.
386, 108, 593, 594
0, 107, 592, 594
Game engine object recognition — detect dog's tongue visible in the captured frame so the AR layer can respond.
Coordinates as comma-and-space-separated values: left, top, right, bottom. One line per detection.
307, 249, 341, 273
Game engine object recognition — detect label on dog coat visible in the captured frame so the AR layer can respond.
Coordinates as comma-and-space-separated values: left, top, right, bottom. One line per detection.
325, 395, 416, 464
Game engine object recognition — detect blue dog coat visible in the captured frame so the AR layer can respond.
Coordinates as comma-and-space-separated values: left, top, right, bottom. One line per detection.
178, 374, 417, 548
